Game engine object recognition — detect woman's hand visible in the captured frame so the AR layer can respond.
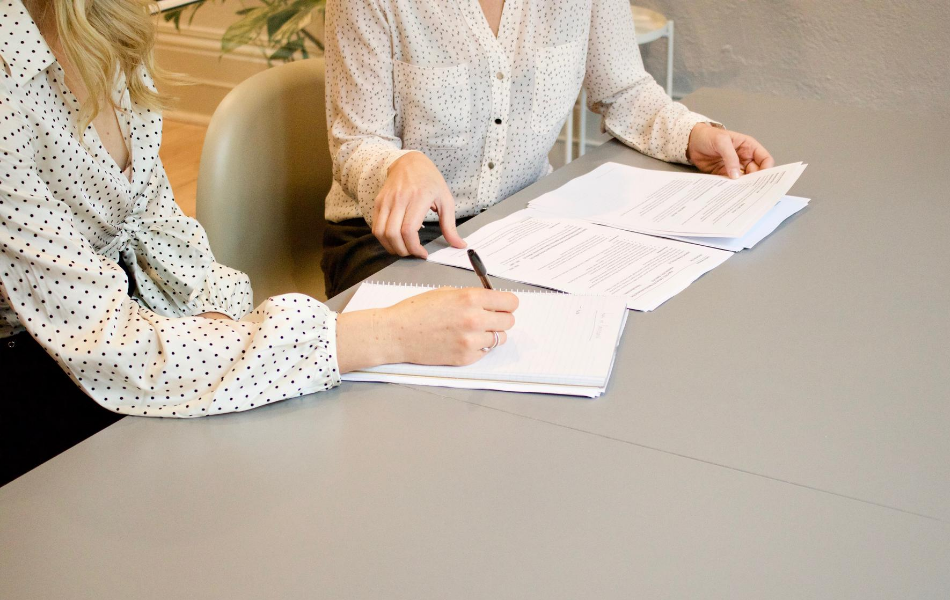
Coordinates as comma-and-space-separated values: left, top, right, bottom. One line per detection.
336, 287, 519, 373
372, 152, 467, 258
687, 123, 775, 179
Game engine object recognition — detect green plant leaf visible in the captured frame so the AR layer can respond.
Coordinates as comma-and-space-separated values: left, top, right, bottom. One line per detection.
185, 1, 206, 26
272, 7, 313, 41
266, 8, 298, 39
163, 7, 185, 28
209, 0, 326, 60
221, 6, 270, 53
268, 38, 305, 62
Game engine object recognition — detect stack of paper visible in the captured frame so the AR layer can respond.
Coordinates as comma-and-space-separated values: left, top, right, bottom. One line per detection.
528, 162, 807, 239
649, 195, 810, 252
429, 162, 808, 310
428, 209, 731, 311
342, 282, 629, 397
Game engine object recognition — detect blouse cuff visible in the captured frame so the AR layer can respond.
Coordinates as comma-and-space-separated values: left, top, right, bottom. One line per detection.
188, 262, 254, 321
675, 112, 724, 166
321, 310, 343, 388
246, 294, 343, 395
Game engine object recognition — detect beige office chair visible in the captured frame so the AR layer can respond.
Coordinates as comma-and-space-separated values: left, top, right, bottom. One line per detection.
196, 57, 331, 302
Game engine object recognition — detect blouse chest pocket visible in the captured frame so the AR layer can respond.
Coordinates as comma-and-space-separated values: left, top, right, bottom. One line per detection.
393, 60, 472, 149
531, 40, 586, 135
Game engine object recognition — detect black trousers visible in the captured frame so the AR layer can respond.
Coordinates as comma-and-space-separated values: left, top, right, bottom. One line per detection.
0, 332, 123, 487
321, 217, 472, 298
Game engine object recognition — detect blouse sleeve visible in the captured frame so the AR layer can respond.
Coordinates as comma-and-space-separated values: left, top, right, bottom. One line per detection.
325, 0, 418, 224
129, 163, 254, 321
187, 262, 254, 320
584, 0, 721, 164
0, 103, 341, 418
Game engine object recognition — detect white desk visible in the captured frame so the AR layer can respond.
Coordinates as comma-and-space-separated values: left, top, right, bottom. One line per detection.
2, 89, 948, 599
344, 88, 950, 522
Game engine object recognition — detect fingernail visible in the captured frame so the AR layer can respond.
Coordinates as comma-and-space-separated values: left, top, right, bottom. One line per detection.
729, 168, 741, 179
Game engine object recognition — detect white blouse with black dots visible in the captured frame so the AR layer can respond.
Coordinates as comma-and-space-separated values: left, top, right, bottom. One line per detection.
324, 0, 719, 225
0, 1, 341, 417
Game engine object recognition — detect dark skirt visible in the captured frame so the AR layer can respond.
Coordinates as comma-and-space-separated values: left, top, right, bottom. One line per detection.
0, 332, 123, 487
321, 217, 471, 298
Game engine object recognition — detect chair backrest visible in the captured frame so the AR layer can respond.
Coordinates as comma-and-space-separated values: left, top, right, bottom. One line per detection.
196, 57, 331, 302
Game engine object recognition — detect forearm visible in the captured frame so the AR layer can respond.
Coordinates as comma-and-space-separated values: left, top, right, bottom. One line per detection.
586, 0, 717, 164
336, 287, 520, 372
335, 141, 419, 224
604, 98, 714, 164
336, 308, 400, 373
326, 0, 417, 219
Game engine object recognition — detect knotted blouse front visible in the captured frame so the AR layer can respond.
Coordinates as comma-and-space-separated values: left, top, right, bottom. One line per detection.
0, 0, 341, 417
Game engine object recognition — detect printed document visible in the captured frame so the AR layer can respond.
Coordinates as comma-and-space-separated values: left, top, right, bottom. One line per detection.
528, 161, 806, 238
644, 195, 810, 251
427, 209, 731, 311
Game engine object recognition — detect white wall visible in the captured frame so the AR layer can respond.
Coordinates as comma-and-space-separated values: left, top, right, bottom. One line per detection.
155, 1, 950, 123
637, 0, 950, 116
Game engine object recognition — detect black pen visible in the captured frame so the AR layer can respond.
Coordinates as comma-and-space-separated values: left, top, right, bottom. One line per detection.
467, 249, 494, 290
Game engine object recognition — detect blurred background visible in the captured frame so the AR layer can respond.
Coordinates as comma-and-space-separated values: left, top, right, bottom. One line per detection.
154, 0, 950, 216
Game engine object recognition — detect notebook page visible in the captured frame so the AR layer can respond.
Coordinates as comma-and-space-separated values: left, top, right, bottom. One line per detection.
342, 283, 628, 388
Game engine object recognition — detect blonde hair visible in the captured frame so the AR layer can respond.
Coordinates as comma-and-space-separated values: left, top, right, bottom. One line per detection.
49, 0, 170, 132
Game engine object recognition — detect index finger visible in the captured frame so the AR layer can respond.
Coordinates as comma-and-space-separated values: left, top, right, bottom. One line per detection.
469, 288, 519, 313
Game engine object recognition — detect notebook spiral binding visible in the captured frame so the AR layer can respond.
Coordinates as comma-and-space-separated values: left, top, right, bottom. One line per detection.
364, 280, 566, 295
361, 281, 620, 300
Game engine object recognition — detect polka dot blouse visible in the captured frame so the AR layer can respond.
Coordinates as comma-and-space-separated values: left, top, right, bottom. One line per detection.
324, 0, 718, 225
0, 2, 341, 417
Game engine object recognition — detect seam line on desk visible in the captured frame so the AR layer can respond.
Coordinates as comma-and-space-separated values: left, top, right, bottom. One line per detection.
396, 385, 946, 524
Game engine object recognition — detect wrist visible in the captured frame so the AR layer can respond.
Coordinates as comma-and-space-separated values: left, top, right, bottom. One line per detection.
686, 122, 712, 163
370, 307, 403, 365
388, 150, 424, 175
336, 309, 400, 373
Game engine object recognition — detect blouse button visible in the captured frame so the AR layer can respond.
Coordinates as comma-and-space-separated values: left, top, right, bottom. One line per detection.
494, 118, 502, 125
495, 72, 505, 80
6, 340, 16, 349
488, 161, 495, 170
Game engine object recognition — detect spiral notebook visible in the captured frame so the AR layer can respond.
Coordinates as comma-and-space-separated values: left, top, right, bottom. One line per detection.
341, 282, 629, 397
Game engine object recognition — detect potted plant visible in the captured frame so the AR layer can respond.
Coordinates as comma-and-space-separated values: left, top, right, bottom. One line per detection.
164, 0, 325, 62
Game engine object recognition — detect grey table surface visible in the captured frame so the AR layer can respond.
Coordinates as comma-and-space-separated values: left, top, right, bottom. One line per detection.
2, 89, 949, 599
333, 88, 950, 523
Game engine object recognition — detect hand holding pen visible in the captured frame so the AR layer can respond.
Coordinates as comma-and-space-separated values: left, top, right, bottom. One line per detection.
468, 249, 509, 352
468, 249, 494, 290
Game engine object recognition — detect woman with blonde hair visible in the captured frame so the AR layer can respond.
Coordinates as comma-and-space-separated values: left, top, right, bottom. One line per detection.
0, 0, 517, 486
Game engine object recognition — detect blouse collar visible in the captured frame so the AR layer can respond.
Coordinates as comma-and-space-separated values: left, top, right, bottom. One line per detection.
1, 0, 157, 199
0, 0, 57, 85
